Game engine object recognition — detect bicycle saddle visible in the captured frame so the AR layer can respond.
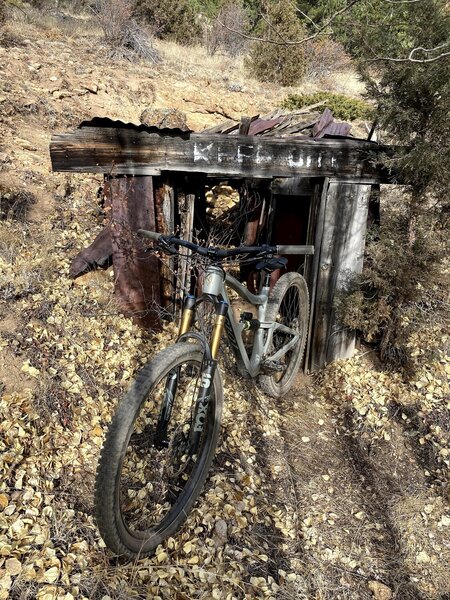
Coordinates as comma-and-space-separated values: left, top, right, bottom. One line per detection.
254, 256, 288, 272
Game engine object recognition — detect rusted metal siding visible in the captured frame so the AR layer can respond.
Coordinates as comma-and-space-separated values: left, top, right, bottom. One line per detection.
109, 176, 161, 329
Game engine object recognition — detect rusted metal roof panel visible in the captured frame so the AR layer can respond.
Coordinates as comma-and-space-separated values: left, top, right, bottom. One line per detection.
200, 108, 357, 142
79, 117, 191, 138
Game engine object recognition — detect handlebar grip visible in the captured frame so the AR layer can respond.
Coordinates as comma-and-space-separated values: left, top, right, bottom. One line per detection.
277, 245, 314, 255
138, 229, 162, 242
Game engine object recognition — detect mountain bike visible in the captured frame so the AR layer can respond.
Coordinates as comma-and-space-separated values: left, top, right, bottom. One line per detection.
95, 230, 313, 558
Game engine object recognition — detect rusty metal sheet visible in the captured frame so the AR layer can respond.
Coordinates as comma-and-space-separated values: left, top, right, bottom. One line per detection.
69, 226, 112, 278
109, 176, 162, 329
248, 118, 283, 136
79, 116, 191, 138
322, 123, 352, 137
312, 108, 334, 138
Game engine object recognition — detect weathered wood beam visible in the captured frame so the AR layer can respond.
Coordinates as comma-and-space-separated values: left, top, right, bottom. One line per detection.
270, 177, 313, 196
50, 127, 390, 182
154, 177, 176, 313
309, 181, 372, 370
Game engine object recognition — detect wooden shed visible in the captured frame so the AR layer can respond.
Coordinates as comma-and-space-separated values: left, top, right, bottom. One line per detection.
50, 110, 391, 371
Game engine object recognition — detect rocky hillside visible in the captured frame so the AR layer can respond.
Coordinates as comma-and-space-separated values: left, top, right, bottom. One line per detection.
0, 12, 449, 600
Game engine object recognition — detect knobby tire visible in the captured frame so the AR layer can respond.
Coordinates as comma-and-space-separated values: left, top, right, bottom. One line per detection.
95, 343, 223, 558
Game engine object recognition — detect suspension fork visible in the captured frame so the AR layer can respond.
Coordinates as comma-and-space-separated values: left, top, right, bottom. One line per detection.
154, 296, 228, 450
154, 295, 196, 449
189, 300, 228, 450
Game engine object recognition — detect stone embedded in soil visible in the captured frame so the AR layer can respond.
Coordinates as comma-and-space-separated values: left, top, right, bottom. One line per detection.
368, 580, 393, 600
140, 107, 189, 131
52, 90, 72, 100
213, 519, 228, 546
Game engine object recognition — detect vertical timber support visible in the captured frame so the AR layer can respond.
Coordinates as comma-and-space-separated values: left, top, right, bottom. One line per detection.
305, 178, 329, 372
109, 175, 161, 329
177, 188, 196, 313
154, 177, 176, 315
310, 180, 372, 370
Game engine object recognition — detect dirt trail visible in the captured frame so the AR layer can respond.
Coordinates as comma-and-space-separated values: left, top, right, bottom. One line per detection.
265, 371, 450, 599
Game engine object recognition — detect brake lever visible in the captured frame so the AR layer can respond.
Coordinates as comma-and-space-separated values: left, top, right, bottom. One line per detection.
158, 237, 179, 256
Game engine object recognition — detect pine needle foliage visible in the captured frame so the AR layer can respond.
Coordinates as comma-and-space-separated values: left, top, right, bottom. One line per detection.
283, 92, 373, 121
136, 0, 202, 44
331, 0, 450, 371
246, 1, 308, 86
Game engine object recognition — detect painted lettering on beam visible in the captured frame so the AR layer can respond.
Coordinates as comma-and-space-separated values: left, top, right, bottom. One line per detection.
255, 146, 272, 164
287, 150, 305, 169
237, 145, 253, 164
193, 142, 214, 162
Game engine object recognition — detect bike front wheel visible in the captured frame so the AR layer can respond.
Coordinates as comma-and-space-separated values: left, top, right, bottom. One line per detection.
258, 272, 309, 398
95, 343, 223, 558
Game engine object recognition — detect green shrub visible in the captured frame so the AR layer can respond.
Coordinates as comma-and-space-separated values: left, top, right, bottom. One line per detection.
136, 0, 202, 44
246, 1, 307, 86
336, 192, 449, 373
283, 91, 373, 121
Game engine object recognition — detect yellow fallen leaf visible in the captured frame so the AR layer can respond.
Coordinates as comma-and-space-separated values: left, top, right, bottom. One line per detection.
0, 494, 8, 510
5, 558, 22, 576
41, 566, 59, 584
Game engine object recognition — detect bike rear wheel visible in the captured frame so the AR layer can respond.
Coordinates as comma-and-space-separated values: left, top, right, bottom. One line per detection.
95, 343, 222, 558
258, 272, 309, 398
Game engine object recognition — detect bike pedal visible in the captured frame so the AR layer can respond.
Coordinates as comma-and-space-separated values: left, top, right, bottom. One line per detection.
261, 360, 286, 373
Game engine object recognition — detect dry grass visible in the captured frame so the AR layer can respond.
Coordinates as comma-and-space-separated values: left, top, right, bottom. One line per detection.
8, 6, 100, 42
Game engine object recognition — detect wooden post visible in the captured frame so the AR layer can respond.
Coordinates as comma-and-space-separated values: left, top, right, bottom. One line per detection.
154, 177, 176, 315
325, 182, 371, 363
305, 178, 329, 372
177, 189, 195, 313
309, 180, 372, 369
109, 175, 161, 329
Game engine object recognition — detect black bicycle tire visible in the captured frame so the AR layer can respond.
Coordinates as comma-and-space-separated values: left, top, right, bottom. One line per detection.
94, 342, 223, 558
258, 272, 309, 398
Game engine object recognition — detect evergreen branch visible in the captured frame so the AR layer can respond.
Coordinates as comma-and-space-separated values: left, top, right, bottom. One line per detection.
216, 0, 364, 46
295, 7, 320, 30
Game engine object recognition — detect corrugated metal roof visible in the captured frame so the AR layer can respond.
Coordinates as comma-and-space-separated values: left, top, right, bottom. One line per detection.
78, 111, 372, 143
201, 108, 363, 141
78, 117, 191, 138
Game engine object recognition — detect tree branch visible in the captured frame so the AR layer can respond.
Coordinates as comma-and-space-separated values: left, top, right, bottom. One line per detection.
216, 0, 364, 46
368, 42, 450, 63
295, 7, 320, 30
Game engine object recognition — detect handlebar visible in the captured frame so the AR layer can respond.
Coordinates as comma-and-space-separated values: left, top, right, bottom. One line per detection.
138, 229, 314, 259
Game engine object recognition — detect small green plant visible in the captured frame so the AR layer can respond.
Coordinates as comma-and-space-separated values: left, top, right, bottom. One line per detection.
283, 92, 373, 121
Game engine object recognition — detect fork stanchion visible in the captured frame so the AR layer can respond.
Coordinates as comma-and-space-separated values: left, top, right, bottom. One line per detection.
210, 302, 228, 360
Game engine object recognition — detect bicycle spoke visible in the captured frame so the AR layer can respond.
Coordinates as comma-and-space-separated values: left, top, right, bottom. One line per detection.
118, 361, 208, 534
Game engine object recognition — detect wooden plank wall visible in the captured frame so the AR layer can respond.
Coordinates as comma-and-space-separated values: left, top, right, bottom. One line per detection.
309, 180, 371, 370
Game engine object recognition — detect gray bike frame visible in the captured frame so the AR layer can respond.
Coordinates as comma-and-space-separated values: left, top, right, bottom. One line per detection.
202, 265, 300, 378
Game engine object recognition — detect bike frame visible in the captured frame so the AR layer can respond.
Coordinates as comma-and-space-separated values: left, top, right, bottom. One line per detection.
178, 264, 301, 379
